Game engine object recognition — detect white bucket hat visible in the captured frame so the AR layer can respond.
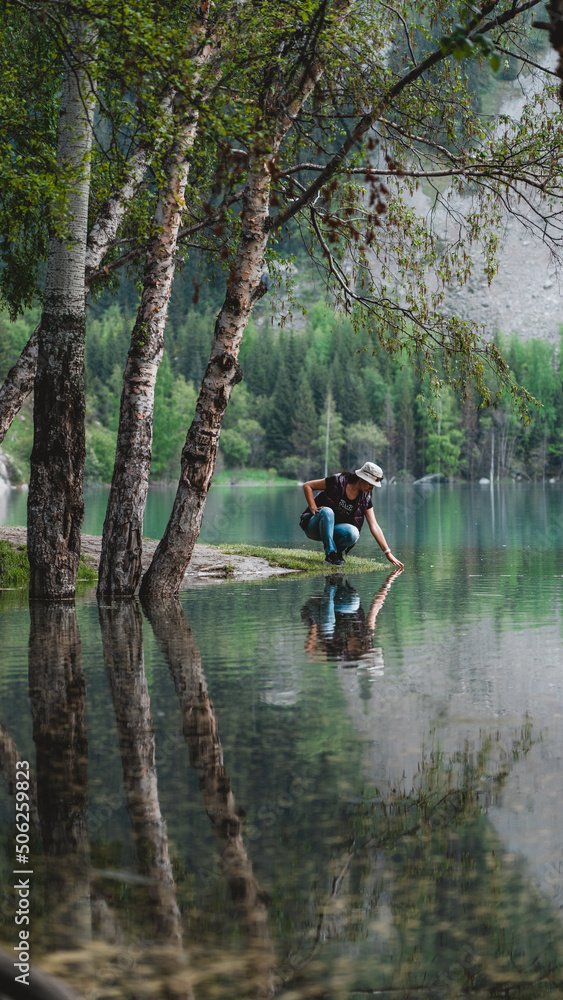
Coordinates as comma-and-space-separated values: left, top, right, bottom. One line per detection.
355, 461, 383, 487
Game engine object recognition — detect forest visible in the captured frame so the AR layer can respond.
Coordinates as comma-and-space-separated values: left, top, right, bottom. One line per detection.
2, 283, 561, 487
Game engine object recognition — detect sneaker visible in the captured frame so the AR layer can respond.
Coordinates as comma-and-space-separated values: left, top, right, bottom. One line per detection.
325, 551, 343, 566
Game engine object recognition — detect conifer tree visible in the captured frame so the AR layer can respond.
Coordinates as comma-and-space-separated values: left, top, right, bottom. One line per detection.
265, 361, 297, 462
316, 391, 345, 475
291, 376, 319, 463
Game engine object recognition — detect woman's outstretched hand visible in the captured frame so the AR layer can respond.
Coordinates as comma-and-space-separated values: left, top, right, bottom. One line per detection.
385, 550, 404, 569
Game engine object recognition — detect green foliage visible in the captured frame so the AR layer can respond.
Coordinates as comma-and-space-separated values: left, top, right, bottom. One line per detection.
0, 9, 62, 316
212, 467, 294, 485
8, 303, 563, 482
77, 556, 98, 583
220, 428, 251, 468
151, 353, 197, 480
420, 387, 464, 477
4, 298, 563, 485
0, 542, 29, 586
439, 21, 502, 71
345, 421, 388, 470
0, 308, 39, 383
85, 423, 117, 483
3, 397, 33, 482
3, 0, 563, 495
316, 391, 345, 474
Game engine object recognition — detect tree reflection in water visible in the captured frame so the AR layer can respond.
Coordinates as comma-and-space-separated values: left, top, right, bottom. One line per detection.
98, 598, 191, 1000
144, 597, 276, 1000
0, 719, 38, 827
28, 603, 91, 952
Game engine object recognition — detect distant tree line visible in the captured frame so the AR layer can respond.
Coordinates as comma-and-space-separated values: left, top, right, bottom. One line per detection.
3, 297, 560, 486
152, 305, 563, 484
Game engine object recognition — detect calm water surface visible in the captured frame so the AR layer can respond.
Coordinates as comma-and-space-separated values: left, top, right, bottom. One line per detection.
1, 484, 563, 999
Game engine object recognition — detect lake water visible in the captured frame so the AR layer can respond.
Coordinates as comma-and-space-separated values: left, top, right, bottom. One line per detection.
1, 483, 563, 999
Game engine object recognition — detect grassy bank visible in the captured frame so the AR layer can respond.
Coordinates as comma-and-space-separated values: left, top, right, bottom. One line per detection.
0, 541, 98, 588
217, 543, 386, 574
0, 537, 386, 589
211, 468, 297, 486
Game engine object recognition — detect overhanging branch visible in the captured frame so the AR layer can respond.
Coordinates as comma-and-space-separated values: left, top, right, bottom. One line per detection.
270, 0, 543, 232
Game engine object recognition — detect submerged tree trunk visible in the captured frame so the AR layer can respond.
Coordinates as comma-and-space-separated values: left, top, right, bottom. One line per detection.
96, 111, 199, 597
27, 20, 95, 600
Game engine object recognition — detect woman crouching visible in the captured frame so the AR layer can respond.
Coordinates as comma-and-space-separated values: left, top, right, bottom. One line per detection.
300, 462, 404, 569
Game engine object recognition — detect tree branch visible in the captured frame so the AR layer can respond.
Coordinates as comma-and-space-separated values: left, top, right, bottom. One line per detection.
379, 1, 418, 66
493, 42, 559, 75
271, 0, 543, 231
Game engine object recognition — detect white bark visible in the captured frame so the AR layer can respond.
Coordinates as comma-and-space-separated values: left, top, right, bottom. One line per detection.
96, 110, 200, 595
141, 58, 329, 597
0, 327, 39, 445
85, 140, 154, 274
98, 39, 219, 595
27, 19, 96, 599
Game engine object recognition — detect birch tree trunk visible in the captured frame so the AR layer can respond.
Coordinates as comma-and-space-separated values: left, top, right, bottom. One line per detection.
96, 110, 199, 596
140, 158, 271, 598
84, 139, 153, 278
27, 20, 95, 600
0, 328, 39, 444
141, 58, 326, 598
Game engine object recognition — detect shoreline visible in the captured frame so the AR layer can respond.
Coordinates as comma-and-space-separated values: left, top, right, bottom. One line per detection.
0, 527, 297, 587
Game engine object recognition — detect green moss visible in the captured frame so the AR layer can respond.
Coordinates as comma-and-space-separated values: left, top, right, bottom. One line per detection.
216, 543, 386, 574
0, 541, 97, 587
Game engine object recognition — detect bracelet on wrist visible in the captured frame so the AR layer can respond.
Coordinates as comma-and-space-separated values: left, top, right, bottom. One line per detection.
384, 548, 391, 555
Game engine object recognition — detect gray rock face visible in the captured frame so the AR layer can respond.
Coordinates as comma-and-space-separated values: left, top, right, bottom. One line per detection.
440, 215, 562, 344
431, 62, 562, 344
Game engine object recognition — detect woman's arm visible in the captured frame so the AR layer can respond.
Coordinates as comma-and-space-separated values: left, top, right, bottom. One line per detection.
365, 508, 404, 568
302, 478, 326, 514
365, 569, 403, 630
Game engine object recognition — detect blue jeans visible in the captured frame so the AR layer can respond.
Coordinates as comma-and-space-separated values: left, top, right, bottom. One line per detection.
305, 507, 360, 556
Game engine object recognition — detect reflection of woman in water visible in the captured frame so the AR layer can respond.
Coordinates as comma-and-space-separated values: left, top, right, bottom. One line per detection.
301, 570, 401, 666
